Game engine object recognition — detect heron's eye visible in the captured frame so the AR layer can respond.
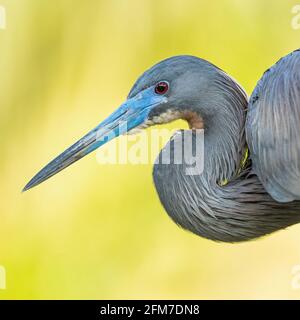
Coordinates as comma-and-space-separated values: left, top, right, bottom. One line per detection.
155, 81, 169, 95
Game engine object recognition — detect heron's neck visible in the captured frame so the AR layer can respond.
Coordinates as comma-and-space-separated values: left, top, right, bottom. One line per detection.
203, 112, 247, 185
153, 113, 300, 242
153, 73, 300, 243
187, 78, 248, 184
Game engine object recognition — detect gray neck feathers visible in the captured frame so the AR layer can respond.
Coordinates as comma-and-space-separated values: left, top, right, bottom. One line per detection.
203, 70, 247, 183
153, 70, 300, 242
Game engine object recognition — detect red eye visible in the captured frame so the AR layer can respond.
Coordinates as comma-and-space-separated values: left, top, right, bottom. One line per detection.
155, 81, 169, 95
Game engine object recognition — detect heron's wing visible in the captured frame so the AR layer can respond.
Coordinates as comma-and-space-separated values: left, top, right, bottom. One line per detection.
246, 49, 300, 202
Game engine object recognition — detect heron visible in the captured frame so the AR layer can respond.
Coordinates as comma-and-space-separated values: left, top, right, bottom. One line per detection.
23, 49, 300, 242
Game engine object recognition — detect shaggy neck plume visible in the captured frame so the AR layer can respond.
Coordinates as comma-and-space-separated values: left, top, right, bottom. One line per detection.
153, 71, 300, 242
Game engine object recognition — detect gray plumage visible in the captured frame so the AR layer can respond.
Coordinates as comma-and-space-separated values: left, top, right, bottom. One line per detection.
246, 50, 300, 203
24, 51, 300, 243
135, 53, 300, 242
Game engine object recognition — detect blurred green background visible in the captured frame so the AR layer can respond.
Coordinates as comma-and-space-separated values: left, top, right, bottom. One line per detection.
0, 0, 300, 299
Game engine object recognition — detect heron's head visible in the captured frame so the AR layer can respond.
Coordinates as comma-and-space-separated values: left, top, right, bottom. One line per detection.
127, 55, 221, 130
24, 56, 245, 191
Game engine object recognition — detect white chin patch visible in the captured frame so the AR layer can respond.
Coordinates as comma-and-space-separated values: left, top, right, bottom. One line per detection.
151, 110, 182, 124
126, 110, 182, 135
126, 123, 149, 135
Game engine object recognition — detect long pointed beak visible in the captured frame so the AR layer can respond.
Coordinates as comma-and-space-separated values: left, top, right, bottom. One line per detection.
23, 87, 167, 191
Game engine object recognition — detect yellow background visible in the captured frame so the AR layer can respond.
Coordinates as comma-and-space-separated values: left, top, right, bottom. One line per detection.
0, 0, 300, 299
